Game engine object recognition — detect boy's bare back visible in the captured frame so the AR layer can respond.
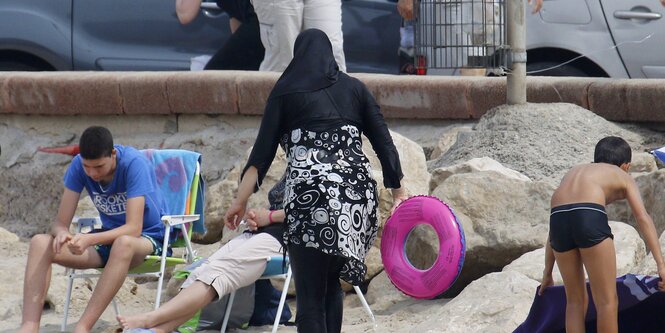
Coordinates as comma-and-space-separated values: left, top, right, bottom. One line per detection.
551, 163, 632, 208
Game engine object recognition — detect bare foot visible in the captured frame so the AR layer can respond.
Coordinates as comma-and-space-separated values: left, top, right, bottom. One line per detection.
117, 313, 152, 330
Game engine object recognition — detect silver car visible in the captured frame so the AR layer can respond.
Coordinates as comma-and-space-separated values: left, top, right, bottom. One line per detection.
0, 0, 401, 73
526, 0, 665, 78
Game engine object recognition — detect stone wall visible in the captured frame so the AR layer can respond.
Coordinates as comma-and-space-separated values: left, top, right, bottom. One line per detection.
1, 72, 665, 123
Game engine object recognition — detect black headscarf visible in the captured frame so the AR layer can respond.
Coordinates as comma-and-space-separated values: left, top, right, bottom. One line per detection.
268, 28, 340, 99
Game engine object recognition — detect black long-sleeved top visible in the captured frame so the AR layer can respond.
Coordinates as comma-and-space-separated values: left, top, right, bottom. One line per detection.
243, 73, 403, 191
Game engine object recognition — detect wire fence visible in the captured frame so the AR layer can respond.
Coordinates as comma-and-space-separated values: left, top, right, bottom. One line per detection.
414, 0, 507, 73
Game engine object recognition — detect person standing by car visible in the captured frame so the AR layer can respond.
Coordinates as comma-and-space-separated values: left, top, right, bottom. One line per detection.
176, 0, 264, 70
225, 29, 406, 332
250, 0, 347, 72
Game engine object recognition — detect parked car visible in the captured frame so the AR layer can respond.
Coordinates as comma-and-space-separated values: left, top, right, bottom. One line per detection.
414, 0, 665, 78
526, 0, 665, 78
0, 0, 401, 73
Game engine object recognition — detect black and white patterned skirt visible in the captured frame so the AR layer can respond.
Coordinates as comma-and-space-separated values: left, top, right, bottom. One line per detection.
284, 125, 378, 285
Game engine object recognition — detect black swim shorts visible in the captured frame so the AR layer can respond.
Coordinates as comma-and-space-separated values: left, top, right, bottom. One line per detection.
549, 202, 614, 252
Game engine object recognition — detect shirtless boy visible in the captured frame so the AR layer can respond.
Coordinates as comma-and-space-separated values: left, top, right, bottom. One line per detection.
540, 136, 665, 333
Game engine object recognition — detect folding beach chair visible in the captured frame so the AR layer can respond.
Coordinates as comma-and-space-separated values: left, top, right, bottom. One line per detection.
61, 149, 205, 332
220, 256, 375, 333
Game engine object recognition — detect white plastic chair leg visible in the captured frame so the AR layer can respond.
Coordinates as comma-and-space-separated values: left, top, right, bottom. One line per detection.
220, 290, 236, 332
353, 285, 376, 325
112, 297, 120, 317
272, 266, 292, 333
61, 270, 75, 332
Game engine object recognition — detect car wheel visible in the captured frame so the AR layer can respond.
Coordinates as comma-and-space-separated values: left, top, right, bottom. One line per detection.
527, 61, 589, 77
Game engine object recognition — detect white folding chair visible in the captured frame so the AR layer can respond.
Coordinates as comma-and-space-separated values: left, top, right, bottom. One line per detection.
220, 256, 375, 333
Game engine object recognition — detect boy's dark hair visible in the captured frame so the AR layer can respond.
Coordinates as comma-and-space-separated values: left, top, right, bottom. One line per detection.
594, 136, 631, 167
79, 126, 114, 159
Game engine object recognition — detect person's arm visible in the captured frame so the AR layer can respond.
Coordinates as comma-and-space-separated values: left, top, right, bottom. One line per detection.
539, 237, 555, 295
225, 166, 258, 231
358, 83, 407, 210
51, 188, 81, 254
528, 0, 543, 14
176, 0, 202, 24
241, 97, 284, 192
227, 98, 283, 228
68, 196, 145, 255
624, 175, 665, 290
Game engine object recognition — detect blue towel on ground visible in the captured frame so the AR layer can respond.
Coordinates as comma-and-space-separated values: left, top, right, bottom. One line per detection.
514, 274, 665, 333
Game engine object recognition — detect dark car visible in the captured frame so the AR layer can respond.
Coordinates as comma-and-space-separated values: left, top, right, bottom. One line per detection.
0, 0, 401, 73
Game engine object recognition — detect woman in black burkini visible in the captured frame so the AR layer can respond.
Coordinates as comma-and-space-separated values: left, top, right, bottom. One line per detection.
225, 29, 407, 333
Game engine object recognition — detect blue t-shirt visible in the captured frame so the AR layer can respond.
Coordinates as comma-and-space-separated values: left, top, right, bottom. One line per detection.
64, 145, 167, 242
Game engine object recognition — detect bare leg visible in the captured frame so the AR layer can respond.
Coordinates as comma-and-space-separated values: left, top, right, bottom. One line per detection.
74, 236, 153, 333
19, 235, 56, 333
117, 281, 216, 330
553, 248, 587, 333
580, 238, 618, 333
20, 234, 103, 333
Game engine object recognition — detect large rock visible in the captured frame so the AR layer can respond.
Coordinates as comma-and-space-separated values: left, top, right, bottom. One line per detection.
503, 221, 646, 284
0, 227, 26, 321
428, 170, 554, 294
429, 157, 531, 192
429, 103, 645, 185
412, 271, 539, 333
634, 231, 665, 275
629, 152, 657, 174
428, 125, 473, 161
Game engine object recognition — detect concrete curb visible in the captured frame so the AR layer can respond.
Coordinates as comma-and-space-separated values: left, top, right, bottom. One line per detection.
0, 72, 662, 122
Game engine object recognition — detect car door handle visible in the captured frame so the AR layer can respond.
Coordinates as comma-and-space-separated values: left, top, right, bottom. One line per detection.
614, 10, 661, 20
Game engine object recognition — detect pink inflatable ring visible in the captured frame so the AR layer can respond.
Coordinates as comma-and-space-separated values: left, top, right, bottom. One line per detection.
381, 195, 466, 299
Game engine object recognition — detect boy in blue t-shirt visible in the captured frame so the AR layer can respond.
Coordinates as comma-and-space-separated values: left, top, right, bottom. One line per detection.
19, 126, 167, 333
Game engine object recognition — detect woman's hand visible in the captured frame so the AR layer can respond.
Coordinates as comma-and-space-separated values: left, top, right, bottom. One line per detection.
225, 200, 247, 231
390, 187, 408, 215
245, 208, 271, 231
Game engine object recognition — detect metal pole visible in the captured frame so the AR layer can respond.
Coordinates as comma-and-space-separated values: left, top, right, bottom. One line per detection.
506, 0, 527, 104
